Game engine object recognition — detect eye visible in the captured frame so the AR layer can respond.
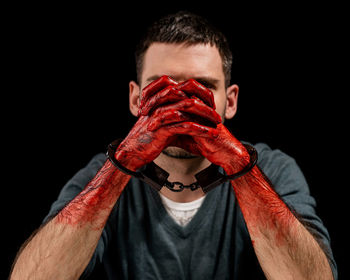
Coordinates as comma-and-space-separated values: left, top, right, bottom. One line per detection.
196, 80, 215, 90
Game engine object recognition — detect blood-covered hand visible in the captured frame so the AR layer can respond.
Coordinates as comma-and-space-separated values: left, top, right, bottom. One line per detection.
190, 123, 251, 175
178, 81, 250, 174
138, 76, 216, 116
139, 75, 250, 175
115, 76, 221, 171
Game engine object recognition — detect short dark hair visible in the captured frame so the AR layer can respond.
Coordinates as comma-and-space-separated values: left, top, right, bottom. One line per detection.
135, 11, 233, 87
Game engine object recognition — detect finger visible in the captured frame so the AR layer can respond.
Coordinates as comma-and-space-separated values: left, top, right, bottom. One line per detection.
161, 121, 219, 138
151, 98, 222, 127
139, 75, 178, 114
148, 107, 219, 132
147, 110, 194, 131
140, 86, 187, 116
176, 79, 216, 109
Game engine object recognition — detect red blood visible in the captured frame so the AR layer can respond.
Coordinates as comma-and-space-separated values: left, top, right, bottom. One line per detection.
56, 160, 131, 229
176, 79, 216, 109
231, 166, 297, 246
139, 75, 177, 116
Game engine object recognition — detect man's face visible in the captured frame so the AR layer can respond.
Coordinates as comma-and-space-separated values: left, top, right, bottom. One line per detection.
140, 43, 228, 118
135, 42, 237, 158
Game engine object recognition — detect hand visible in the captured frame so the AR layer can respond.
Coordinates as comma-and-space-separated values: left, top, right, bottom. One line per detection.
191, 123, 250, 175
139, 76, 216, 116
115, 76, 221, 171
140, 76, 250, 174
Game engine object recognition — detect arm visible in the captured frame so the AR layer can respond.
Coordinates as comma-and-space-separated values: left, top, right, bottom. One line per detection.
10, 160, 131, 280
194, 125, 334, 280
230, 164, 334, 279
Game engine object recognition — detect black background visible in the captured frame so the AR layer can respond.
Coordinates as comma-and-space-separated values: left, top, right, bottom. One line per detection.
3, 2, 348, 279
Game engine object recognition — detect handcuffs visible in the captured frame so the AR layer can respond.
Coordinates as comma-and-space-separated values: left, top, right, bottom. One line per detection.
107, 139, 257, 193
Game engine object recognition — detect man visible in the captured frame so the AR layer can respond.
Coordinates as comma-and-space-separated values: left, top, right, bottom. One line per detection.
10, 11, 337, 279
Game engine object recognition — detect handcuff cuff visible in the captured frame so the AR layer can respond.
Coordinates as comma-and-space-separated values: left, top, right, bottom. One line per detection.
106, 139, 258, 193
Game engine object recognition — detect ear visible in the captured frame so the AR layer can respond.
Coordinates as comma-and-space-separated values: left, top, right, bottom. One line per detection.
224, 84, 239, 120
129, 81, 140, 117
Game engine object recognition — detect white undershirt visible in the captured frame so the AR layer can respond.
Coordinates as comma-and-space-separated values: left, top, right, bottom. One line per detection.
159, 193, 206, 227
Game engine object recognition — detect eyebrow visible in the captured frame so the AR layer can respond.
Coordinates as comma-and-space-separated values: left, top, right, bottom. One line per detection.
145, 75, 164, 83
145, 75, 220, 87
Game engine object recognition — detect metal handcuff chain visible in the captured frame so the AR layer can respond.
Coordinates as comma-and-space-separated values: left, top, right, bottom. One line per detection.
107, 139, 258, 193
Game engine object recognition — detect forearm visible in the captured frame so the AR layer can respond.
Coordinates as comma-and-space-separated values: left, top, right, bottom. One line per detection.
10, 160, 131, 280
230, 165, 333, 279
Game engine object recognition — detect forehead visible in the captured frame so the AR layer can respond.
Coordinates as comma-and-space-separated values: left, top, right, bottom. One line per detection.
141, 43, 224, 84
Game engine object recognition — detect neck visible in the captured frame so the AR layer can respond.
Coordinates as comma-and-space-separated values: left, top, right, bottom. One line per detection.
153, 151, 211, 203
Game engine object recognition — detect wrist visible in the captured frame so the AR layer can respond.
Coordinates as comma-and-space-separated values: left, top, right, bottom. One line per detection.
214, 124, 250, 172
114, 149, 143, 172
106, 139, 143, 172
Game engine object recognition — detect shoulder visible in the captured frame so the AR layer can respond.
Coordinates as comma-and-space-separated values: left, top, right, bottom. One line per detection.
254, 142, 295, 168
82, 153, 106, 173
243, 141, 297, 174
68, 153, 106, 185
43, 153, 107, 222
248, 142, 310, 197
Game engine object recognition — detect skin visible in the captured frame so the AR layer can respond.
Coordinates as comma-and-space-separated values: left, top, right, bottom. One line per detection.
10, 161, 131, 280
10, 42, 334, 279
129, 42, 239, 203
